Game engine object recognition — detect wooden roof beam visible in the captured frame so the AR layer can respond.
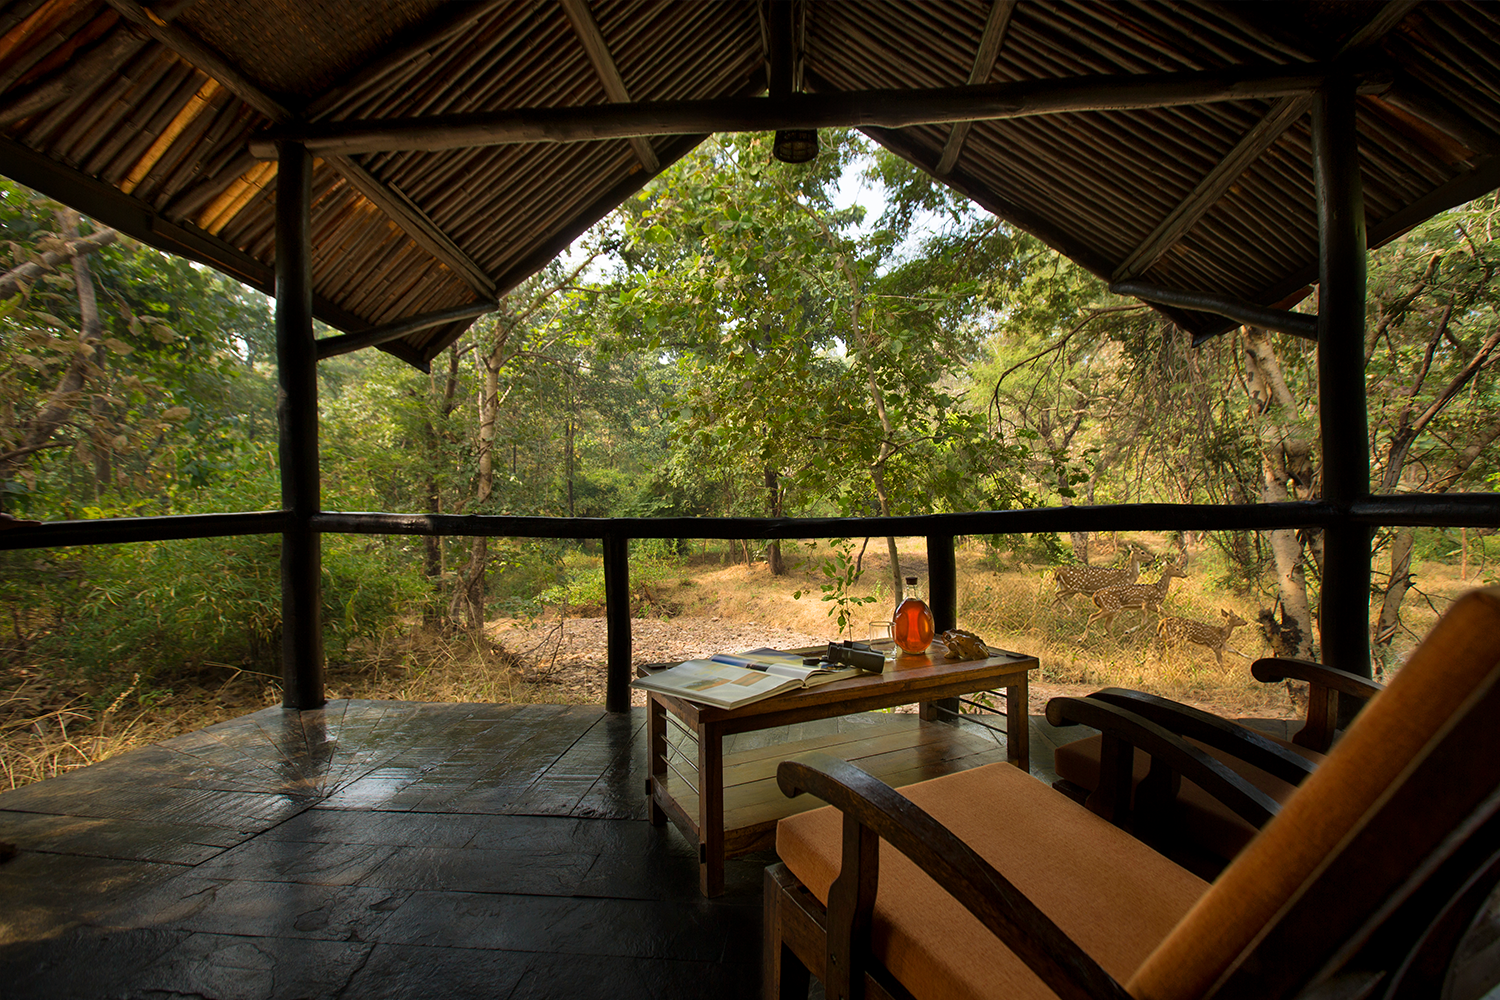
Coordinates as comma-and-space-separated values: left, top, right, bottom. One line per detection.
1112, 95, 1311, 281
1112, 1, 1420, 285
558, 0, 658, 173
935, 0, 1016, 177
1110, 280, 1318, 341
103, 0, 288, 120
250, 63, 1388, 158
316, 301, 495, 360
103, 0, 496, 303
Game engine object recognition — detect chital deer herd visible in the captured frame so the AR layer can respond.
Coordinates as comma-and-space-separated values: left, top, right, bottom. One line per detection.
1157, 609, 1249, 666
1081, 559, 1188, 639
1051, 545, 1252, 666
1052, 545, 1148, 604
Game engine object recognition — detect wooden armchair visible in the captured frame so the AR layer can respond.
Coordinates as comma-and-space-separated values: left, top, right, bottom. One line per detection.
1047, 657, 1384, 872
765, 587, 1500, 1000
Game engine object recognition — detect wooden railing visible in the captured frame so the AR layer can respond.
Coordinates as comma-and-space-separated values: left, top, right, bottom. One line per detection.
4, 493, 1497, 711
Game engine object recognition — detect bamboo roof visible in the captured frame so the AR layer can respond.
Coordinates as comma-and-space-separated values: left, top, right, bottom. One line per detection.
1, 0, 1497, 367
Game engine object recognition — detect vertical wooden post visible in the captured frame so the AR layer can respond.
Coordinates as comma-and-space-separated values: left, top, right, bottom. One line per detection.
922, 534, 960, 722
1311, 80, 1373, 684
769, 0, 793, 99
603, 532, 631, 712
927, 534, 957, 633
275, 141, 324, 709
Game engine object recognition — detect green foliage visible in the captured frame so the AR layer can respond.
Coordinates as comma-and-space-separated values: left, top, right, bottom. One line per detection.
14, 458, 427, 687
793, 538, 880, 639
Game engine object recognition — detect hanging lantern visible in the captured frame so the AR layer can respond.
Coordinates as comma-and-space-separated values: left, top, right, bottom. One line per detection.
773, 129, 819, 163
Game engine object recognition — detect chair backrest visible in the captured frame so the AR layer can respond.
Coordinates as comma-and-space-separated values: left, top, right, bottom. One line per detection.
1127, 587, 1500, 1000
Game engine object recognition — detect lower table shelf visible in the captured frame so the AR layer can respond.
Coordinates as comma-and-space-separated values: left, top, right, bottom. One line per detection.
652, 713, 1009, 860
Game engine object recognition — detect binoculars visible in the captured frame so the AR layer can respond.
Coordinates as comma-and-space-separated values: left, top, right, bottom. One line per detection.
824, 640, 886, 673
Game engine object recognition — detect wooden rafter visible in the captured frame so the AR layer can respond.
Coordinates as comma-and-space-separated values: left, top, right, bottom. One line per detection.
1109, 280, 1318, 341
1111, 0, 1423, 288
316, 301, 495, 359
102, 0, 287, 120
935, 0, 1016, 177
302, 0, 513, 123
251, 64, 1382, 157
102, 0, 496, 303
1112, 95, 1311, 282
558, 0, 658, 173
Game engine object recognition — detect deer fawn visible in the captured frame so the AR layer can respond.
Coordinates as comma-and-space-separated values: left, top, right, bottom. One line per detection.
1082, 560, 1188, 639
1053, 546, 1148, 604
1157, 609, 1249, 666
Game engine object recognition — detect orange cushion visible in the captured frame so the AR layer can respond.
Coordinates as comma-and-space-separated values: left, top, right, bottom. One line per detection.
776, 762, 1209, 1000
1128, 586, 1500, 1000
1053, 730, 1325, 863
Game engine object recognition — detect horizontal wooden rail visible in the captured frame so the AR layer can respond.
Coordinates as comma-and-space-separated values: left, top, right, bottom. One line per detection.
0, 510, 287, 549
1, 495, 1495, 551
310, 505, 1329, 539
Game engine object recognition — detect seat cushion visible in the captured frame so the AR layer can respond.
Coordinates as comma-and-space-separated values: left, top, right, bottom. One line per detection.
1053, 730, 1326, 863
1129, 586, 1500, 1000
776, 761, 1209, 1000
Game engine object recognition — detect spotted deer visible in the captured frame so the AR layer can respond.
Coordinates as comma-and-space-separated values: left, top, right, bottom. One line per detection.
1157, 609, 1249, 666
1053, 546, 1148, 605
1082, 560, 1188, 638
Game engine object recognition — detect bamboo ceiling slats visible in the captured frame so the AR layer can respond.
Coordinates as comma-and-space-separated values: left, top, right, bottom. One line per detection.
0, 1, 1497, 364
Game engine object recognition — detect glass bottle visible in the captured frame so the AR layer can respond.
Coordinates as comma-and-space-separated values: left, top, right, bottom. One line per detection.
892, 575, 935, 655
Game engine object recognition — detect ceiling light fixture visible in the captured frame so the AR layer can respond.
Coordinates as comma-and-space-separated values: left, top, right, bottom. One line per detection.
773, 128, 819, 163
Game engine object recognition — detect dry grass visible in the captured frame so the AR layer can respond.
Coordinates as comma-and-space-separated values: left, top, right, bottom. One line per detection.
3, 533, 1489, 790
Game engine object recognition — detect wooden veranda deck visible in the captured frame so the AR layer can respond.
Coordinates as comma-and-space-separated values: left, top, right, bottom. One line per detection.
0, 701, 1074, 999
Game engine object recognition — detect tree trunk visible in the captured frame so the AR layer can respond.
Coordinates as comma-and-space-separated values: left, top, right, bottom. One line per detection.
452, 321, 508, 634
765, 465, 785, 575
1069, 532, 1090, 565
1242, 327, 1317, 659
67, 220, 111, 495
1372, 527, 1414, 676
421, 347, 462, 626
0, 211, 111, 485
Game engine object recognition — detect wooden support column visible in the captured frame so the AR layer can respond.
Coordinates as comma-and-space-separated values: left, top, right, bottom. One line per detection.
922, 534, 960, 723
1311, 80, 1373, 685
275, 141, 324, 709
927, 534, 958, 633
604, 533, 631, 712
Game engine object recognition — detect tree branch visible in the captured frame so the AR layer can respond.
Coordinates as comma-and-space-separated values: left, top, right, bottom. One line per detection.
0, 227, 119, 300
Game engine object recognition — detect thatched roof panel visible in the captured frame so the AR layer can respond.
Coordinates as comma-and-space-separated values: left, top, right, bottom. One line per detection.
0, 0, 1496, 365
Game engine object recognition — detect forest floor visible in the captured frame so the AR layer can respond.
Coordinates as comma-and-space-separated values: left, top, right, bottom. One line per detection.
5, 534, 1491, 789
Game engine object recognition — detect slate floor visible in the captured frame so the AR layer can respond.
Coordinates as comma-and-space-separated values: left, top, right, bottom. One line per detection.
0, 700, 1060, 1000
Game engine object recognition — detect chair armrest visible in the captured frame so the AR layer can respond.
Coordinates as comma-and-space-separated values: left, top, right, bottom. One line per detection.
777, 752, 1132, 1000
1250, 657, 1384, 700
1087, 688, 1318, 786
1046, 697, 1281, 831
1251, 657, 1384, 752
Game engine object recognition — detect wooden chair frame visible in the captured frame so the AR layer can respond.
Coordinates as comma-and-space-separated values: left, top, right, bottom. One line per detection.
1045, 658, 1385, 865
1250, 656, 1385, 752
764, 655, 1500, 1000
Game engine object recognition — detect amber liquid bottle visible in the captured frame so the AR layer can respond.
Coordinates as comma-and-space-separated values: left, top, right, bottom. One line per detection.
892, 575, 935, 655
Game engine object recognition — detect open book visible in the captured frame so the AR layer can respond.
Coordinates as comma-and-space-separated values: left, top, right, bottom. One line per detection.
631, 648, 863, 710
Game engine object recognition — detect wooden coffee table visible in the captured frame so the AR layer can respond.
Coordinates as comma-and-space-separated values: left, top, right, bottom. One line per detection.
641, 640, 1038, 895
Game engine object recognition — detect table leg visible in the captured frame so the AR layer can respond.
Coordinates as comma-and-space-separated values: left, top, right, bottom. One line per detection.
1007, 678, 1030, 770
648, 696, 667, 826
920, 697, 960, 722
697, 719, 725, 896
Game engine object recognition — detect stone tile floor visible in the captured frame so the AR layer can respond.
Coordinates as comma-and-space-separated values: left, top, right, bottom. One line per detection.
7, 701, 1491, 1000
0, 701, 1051, 1000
